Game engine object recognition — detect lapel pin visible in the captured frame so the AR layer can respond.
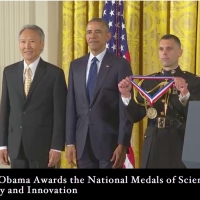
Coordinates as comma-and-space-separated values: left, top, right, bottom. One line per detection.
106, 65, 109, 68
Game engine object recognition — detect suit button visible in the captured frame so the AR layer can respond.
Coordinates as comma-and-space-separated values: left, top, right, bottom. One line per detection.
89, 109, 91, 111
160, 112, 164, 116
23, 112, 26, 114
20, 126, 22, 129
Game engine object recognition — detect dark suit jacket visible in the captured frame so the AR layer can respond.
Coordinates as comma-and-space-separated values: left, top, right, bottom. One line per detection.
65, 51, 133, 160
0, 58, 67, 161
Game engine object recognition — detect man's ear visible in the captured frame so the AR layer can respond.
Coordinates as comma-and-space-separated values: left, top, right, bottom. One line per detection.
107, 32, 112, 41
178, 49, 183, 57
41, 41, 45, 51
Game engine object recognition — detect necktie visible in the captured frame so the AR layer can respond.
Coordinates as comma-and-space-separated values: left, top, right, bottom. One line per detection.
24, 66, 32, 96
87, 57, 98, 103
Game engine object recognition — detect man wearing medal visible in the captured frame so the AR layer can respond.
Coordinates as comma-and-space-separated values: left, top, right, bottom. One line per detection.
118, 34, 200, 168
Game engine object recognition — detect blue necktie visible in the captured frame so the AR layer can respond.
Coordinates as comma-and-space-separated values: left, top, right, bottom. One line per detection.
87, 57, 98, 103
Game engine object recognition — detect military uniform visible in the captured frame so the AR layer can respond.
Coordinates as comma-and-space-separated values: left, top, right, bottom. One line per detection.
126, 66, 200, 168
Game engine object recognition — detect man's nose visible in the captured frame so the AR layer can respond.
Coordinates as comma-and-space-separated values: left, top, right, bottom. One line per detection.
25, 42, 31, 48
162, 49, 167, 55
90, 32, 97, 38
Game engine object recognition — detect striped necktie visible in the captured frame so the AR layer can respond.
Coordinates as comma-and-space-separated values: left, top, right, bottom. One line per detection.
24, 66, 32, 96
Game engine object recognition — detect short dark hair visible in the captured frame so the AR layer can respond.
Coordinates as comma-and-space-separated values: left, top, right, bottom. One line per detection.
160, 34, 181, 47
87, 18, 110, 32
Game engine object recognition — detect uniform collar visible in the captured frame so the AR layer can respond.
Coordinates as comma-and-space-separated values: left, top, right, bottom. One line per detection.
161, 66, 182, 76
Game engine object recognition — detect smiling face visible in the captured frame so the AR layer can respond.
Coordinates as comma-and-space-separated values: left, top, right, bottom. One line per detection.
86, 21, 111, 56
19, 29, 44, 65
159, 38, 182, 71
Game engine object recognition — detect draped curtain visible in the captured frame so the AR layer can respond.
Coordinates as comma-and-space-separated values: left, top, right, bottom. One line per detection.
60, 1, 200, 168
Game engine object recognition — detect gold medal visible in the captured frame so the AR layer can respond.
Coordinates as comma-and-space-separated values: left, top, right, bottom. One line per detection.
146, 107, 157, 119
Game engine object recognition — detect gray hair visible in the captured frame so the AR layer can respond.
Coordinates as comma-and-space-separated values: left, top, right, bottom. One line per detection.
18, 24, 45, 41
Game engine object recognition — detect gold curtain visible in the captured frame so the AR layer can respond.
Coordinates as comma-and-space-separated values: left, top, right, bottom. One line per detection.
60, 1, 200, 168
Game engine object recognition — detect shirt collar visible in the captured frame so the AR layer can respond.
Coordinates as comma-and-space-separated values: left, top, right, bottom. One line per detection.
23, 57, 40, 75
89, 48, 107, 63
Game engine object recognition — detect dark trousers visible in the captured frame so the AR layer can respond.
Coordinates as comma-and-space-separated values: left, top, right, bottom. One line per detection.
10, 142, 54, 169
77, 133, 114, 169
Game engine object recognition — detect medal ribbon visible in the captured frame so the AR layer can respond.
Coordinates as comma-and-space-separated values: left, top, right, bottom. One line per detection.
129, 75, 174, 106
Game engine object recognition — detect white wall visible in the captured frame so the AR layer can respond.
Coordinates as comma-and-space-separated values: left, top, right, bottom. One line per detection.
0, 1, 62, 98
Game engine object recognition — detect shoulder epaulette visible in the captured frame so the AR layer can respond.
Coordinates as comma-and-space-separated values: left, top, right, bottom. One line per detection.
183, 71, 200, 77
183, 70, 195, 74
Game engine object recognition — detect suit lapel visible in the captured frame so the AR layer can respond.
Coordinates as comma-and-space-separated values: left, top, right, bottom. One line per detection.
79, 55, 90, 105
25, 59, 46, 102
17, 61, 25, 99
90, 51, 112, 105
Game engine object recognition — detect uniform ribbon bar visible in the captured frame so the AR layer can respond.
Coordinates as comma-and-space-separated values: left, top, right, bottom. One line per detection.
129, 75, 174, 106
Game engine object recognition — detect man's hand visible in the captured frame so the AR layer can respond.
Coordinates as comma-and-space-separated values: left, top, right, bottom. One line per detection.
66, 145, 77, 167
110, 144, 126, 168
0, 149, 10, 165
118, 77, 132, 98
174, 77, 189, 96
48, 150, 61, 167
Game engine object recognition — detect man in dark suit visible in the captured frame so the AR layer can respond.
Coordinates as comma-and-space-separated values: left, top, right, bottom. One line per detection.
65, 18, 133, 168
0, 24, 67, 168
118, 34, 200, 168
